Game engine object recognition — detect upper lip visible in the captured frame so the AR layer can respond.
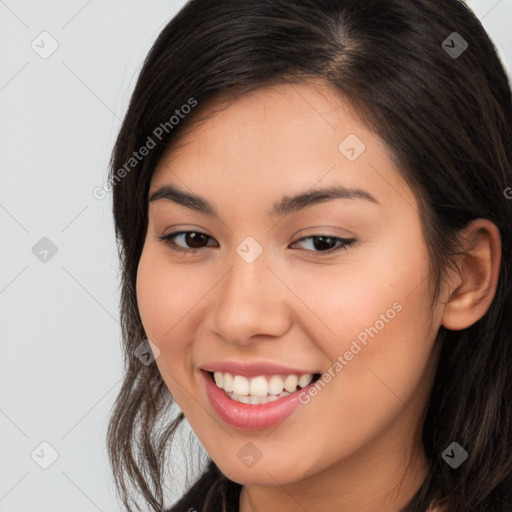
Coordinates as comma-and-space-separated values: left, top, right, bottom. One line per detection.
201, 360, 319, 377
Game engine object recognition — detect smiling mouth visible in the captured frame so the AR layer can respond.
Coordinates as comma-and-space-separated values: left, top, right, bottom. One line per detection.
206, 370, 322, 404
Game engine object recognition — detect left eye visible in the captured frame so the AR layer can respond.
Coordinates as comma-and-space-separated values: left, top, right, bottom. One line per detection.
156, 231, 357, 257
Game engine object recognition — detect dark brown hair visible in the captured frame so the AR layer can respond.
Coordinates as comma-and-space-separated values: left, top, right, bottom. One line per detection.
106, 1, 512, 510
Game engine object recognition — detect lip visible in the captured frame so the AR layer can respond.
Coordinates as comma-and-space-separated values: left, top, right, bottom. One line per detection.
201, 369, 318, 430
201, 360, 319, 378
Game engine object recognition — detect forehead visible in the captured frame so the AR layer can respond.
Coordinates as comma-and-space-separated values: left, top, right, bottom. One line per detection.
157, 80, 368, 161
150, 81, 416, 215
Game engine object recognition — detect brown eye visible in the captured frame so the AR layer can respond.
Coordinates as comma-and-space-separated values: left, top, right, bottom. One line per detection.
156, 232, 357, 258
156, 231, 217, 254
290, 235, 357, 257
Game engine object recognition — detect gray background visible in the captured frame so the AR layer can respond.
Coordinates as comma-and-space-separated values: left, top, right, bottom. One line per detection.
1, 1, 511, 511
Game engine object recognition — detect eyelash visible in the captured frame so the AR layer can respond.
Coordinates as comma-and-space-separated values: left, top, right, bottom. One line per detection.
156, 231, 357, 258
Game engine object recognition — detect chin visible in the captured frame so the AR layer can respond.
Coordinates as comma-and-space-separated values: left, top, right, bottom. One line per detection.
215, 456, 313, 487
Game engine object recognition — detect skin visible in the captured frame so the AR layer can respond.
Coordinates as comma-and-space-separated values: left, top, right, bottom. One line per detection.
136, 81, 501, 512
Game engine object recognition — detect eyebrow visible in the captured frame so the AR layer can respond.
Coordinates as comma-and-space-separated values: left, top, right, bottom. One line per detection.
149, 182, 379, 218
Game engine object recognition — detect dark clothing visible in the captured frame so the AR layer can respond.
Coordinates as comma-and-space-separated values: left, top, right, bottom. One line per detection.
165, 460, 242, 512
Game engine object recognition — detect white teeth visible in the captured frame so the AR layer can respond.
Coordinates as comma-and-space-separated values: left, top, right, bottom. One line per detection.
232, 375, 250, 396
226, 390, 292, 404
283, 375, 298, 392
249, 376, 268, 397
223, 372, 233, 393
212, 371, 316, 399
214, 372, 223, 387
268, 375, 284, 395
298, 374, 313, 388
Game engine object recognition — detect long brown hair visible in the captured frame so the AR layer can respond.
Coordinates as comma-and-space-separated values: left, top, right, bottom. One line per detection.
106, 1, 512, 510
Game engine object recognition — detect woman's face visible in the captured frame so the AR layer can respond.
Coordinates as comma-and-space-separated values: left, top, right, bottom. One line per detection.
136, 82, 444, 489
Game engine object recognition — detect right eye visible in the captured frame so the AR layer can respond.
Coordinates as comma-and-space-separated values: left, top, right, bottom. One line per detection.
156, 231, 217, 255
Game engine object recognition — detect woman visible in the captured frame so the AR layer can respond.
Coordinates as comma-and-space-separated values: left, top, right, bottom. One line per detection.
106, 0, 512, 511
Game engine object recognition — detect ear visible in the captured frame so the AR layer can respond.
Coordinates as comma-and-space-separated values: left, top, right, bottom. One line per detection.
441, 219, 501, 331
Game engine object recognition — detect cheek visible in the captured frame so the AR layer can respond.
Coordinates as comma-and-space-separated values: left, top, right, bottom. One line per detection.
297, 232, 434, 401
136, 253, 169, 342
136, 245, 201, 344
284, 249, 436, 472
292, 231, 430, 351
136, 247, 201, 408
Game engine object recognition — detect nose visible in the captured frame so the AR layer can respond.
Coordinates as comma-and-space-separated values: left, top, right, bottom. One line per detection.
208, 250, 292, 346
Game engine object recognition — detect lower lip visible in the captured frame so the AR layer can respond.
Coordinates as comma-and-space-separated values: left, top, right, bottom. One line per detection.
201, 370, 317, 430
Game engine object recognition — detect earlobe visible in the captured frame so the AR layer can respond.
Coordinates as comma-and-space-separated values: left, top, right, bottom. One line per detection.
441, 219, 502, 331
